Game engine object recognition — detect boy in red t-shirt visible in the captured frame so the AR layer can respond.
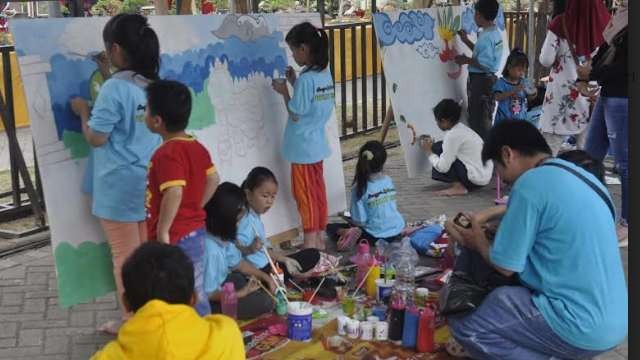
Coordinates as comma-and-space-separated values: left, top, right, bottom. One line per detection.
144, 80, 220, 316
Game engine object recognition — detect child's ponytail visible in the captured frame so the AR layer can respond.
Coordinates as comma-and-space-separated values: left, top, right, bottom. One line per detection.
285, 22, 329, 72
315, 29, 329, 71
131, 25, 160, 80
353, 141, 387, 199
103, 14, 160, 80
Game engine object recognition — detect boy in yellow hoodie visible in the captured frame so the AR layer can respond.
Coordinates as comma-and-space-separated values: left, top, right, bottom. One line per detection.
91, 242, 245, 359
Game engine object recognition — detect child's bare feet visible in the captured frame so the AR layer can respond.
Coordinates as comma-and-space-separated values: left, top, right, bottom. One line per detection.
434, 182, 468, 197
337, 227, 361, 251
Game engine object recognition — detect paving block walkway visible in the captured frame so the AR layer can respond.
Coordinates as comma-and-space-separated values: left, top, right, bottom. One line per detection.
0, 147, 628, 359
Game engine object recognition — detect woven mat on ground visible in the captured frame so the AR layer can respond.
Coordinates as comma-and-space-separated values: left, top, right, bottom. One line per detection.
241, 315, 455, 360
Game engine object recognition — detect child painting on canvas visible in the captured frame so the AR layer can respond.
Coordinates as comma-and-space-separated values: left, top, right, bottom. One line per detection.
272, 22, 335, 250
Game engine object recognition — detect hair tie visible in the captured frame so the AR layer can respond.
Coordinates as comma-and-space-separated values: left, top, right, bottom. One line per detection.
362, 150, 374, 160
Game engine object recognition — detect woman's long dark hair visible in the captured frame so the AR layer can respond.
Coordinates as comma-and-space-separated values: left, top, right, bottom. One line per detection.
204, 182, 247, 241
353, 141, 387, 199
285, 22, 329, 73
103, 14, 160, 80
553, 0, 566, 18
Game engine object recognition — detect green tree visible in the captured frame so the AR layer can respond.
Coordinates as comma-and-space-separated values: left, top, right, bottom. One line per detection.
91, 0, 123, 15
121, 0, 151, 13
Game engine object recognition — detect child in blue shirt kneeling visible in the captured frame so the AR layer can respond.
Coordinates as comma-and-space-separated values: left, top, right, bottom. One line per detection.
333, 141, 405, 251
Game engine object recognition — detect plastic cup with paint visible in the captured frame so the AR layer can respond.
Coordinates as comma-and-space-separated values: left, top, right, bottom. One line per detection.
287, 301, 313, 342
337, 315, 349, 336
523, 78, 537, 95
367, 316, 380, 323
342, 296, 356, 316
346, 319, 361, 339
360, 321, 374, 341
372, 305, 388, 321
418, 134, 432, 148
376, 279, 394, 303
375, 321, 389, 341
275, 291, 288, 316
415, 288, 429, 307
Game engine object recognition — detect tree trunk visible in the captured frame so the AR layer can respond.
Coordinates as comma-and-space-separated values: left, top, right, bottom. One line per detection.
154, 0, 169, 14
178, 0, 194, 14
231, 0, 251, 13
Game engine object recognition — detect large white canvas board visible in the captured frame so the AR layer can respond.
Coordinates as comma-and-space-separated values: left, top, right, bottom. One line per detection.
373, 5, 509, 177
11, 13, 346, 306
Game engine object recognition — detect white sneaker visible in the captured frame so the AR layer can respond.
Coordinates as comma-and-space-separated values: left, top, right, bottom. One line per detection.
446, 337, 470, 358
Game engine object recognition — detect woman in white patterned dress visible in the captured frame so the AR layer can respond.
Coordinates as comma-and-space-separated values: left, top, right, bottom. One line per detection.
538, 0, 610, 155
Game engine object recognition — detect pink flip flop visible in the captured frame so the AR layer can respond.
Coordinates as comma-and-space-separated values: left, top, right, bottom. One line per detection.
337, 227, 361, 252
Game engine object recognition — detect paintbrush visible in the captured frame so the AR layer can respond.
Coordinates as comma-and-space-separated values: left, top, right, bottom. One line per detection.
253, 223, 280, 276
270, 273, 287, 296
289, 279, 304, 292
315, 264, 357, 276
306, 277, 326, 306
255, 278, 278, 302
350, 265, 375, 298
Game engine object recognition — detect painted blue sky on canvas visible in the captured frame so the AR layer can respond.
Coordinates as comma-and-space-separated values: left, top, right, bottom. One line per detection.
11, 17, 287, 141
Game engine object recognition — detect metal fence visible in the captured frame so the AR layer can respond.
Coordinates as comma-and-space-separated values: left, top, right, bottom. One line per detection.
327, 21, 387, 139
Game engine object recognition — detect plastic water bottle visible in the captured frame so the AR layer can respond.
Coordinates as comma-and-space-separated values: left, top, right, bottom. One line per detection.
394, 241, 416, 307
221, 282, 238, 319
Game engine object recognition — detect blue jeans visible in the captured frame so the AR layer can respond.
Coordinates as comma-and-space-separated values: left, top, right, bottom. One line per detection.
448, 286, 606, 360
585, 97, 628, 222
177, 228, 210, 316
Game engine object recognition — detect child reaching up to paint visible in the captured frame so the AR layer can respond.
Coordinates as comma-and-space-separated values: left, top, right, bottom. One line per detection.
69, 14, 162, 334
493, 48, 537, 125
203, 182, 277, 320
144, 80, 220, 316
455, 0, 503, 140
334, 141, 405, 250
236, 167, 323, 280
272, 22, 335, 250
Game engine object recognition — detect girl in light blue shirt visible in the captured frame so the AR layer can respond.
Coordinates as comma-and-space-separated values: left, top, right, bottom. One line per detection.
203, 182, 276, 320
272, 22, 335, 250
68, 14, 161, 334
235, 167, 322, 280
335, 141, 405, 250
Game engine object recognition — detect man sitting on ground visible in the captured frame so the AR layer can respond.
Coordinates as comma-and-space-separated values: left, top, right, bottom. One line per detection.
421, 99, 493, 196
446, 121, 627, 359
91, 242, 245, 359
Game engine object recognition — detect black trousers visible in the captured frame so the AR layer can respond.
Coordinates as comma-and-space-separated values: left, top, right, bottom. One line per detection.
260, 248, 321, 282
209, 272, 274, 320
325, 223, 402, 249
431, 141, 480, 191
467, 73, 497, 141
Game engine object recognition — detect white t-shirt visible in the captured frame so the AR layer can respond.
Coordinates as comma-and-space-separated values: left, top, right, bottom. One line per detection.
428, 122, 493, 186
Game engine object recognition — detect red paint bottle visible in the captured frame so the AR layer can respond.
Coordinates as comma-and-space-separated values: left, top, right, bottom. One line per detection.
416, 305, 435, 353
